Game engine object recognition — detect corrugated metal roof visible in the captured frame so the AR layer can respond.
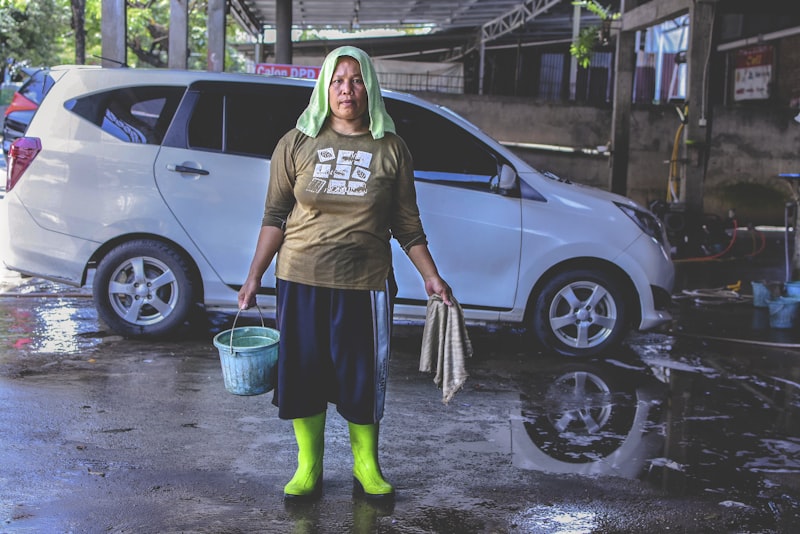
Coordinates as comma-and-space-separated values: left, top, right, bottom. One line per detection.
244, 0, 541, 31
230, 0, 602, 41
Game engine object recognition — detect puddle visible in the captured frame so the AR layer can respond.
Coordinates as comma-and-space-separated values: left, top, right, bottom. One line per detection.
510, 338, 800, 525
1, 267, 798, 530
511, 504, 599, 533
0, 298, 103, 357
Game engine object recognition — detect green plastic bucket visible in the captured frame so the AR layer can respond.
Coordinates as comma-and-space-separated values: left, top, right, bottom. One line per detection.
213, 307, 279, 395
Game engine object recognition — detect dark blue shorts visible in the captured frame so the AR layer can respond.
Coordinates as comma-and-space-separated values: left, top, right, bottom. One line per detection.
273, 279, 393, 424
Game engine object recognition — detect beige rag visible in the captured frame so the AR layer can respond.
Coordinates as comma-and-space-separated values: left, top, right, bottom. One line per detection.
419, 294, 472, 404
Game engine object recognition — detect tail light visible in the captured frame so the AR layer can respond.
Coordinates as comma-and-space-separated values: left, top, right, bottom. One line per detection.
6, 137, 41, 192
3, 92, 38, 117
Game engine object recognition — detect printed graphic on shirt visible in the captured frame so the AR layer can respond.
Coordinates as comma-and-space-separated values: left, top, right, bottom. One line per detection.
334, 164, 352, 180
351, 166, 370, 182
327, 179, 348, 195
318, 148, 336, 162
308, 147, 372, 197
307, 178, 327, 193
314, 164, 332, 178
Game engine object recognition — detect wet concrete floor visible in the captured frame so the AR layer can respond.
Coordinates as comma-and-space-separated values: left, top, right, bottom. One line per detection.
0, 260, 798, 533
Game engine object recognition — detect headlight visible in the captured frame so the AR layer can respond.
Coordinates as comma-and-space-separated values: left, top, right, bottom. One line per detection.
615, 202, 668, 247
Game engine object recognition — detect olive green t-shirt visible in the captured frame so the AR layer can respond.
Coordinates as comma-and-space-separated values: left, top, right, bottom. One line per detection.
262, 124, 427, 291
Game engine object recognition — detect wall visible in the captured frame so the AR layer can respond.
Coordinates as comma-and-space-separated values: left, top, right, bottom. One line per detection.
416, 91, 800, 227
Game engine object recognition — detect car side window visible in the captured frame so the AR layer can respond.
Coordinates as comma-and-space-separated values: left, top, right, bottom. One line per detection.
19, 70, 53, 105
385, 99, 500, 191
184, 83, 312, 159
65, 86, 184, 145
188, 92, 223, 150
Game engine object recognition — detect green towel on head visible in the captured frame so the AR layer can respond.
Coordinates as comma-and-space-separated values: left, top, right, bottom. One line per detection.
296, 46, 396, 140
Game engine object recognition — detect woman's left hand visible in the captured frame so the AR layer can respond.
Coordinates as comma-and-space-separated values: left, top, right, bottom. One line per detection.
425, 275, 453, 306
407, 243, 453, 306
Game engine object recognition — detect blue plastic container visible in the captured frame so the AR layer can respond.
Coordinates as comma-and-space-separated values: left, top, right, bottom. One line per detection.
213, 309, 279, 395
751, 281, 771, 307
785, 281, 800, 298
767, 297, 800, 329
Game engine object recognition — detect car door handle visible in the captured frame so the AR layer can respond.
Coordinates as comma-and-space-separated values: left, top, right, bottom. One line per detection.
166, 164, 209, 175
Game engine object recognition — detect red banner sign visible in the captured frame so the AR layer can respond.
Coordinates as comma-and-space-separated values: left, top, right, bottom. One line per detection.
256, 63, 321, 79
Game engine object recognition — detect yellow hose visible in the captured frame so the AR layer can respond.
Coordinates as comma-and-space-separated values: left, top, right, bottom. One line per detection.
667, 121, 685, 202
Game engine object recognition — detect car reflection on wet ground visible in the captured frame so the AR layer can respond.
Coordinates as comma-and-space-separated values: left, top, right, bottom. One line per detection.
0, 265, 799, 532
458, 309, 800, 532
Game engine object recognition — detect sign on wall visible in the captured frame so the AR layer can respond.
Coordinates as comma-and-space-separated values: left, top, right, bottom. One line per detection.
734, 45, 773, 101
256, 63, 320, 79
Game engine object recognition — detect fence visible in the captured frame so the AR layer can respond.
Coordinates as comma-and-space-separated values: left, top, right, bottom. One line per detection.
378, 71, 464, 94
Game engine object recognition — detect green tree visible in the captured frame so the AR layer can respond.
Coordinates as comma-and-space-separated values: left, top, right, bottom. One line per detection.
0, 0, 69, 75
569, 1, 620, 69
127, 0, 170, 67
2, 0, 249, 73
117, 0, 248, 70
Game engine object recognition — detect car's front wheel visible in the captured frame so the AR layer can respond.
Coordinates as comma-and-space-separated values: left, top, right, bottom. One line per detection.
532, 269, 629, 357
93, 240, 195, 337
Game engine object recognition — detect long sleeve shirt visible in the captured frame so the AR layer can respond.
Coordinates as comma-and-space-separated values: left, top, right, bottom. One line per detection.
262, 124, 427, 291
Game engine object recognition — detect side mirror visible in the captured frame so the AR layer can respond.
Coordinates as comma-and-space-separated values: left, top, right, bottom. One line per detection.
491, 164, 517, 194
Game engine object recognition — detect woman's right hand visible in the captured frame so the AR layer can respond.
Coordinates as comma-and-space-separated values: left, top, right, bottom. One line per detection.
238, 278, 260, 310
238, 226, 285, 310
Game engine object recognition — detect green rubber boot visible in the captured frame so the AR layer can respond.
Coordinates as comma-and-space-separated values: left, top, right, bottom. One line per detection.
284, 411, 326, 500
348, 422, 395, 500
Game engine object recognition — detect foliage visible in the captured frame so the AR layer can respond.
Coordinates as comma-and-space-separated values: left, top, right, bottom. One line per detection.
0, 0, 249, 72
569, 1, 620, 69
570, 26, 601, 69
574, 0, 618, 20
123, 0, 247, 70
0, 0, 70, 75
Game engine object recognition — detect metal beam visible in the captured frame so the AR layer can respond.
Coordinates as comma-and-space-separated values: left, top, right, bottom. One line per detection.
475, 0, 561, 94
621, 0, 691, 32
229, 0, 263, 37
446, 0, 561, 63
481, 0, 562, 42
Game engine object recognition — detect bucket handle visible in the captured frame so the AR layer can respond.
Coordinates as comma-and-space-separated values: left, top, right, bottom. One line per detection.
229, 305, 265, 353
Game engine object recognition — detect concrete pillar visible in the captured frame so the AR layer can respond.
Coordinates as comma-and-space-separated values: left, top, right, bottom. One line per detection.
478, 38, 485, 96
207, 0, 226, 72
255, 41, 264, 65
275, 0, 292, 64
101, 0, 126, 68
168, 0, 189, 69
683, 0, 715, 215
609, 27, 636, 195
569, 2, 582, 101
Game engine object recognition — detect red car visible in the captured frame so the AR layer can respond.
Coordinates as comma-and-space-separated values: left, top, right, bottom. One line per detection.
3, 68, 53, 159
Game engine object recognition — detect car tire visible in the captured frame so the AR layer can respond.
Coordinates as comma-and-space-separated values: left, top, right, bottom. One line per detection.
93, 240, 196, 338
532, 269, 628, 357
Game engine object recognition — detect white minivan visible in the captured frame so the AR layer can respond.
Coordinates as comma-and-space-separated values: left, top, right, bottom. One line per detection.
2, 66, 674, 357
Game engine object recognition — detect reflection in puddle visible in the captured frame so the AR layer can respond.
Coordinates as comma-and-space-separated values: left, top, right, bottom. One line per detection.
0, 298, 102, 356
511, 341, 800, 526
512, 504, 597, 534
34, 300, 87, 353
513, 360, 664, 479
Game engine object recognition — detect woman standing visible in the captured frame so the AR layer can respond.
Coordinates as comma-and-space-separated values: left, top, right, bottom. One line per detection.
238, 46, 452, 501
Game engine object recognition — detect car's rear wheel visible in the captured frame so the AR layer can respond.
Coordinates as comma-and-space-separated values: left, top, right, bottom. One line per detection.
93, 240, 195, 337
532, 269, 629, 357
